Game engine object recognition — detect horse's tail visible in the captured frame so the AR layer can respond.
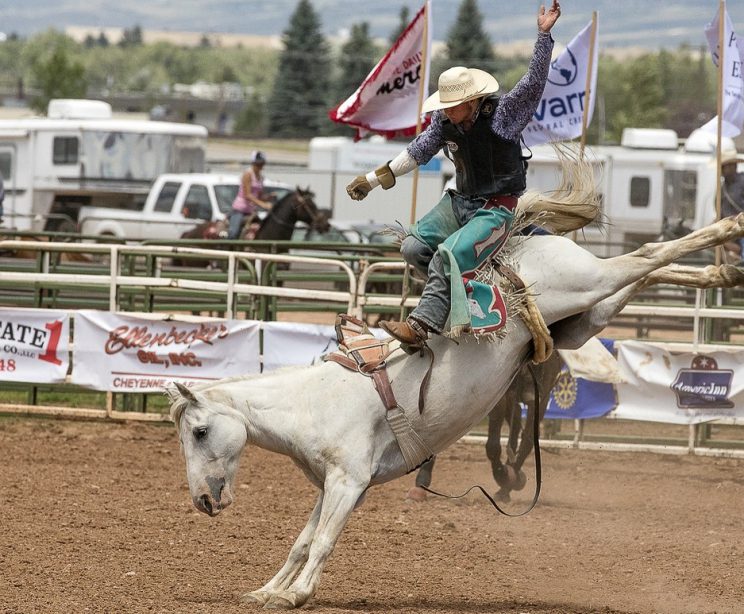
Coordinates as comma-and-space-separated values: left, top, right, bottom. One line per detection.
516, 144, 602, 235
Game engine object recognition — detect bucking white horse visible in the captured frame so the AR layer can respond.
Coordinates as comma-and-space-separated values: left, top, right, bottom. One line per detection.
169, 214, 744, 609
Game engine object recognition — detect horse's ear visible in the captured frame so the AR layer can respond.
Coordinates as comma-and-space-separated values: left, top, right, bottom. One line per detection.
174, 382, 198, 404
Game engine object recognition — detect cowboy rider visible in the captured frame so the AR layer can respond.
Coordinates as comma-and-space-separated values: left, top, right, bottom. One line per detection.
346, 1, 561, 346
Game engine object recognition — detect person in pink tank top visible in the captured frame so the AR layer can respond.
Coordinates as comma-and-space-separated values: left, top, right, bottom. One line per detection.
228, 150, 273, 240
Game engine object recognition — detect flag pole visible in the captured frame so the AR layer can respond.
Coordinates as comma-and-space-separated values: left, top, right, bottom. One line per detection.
400, 0, 429, 319
408, 0, 429, 226
579, 11, 598, 160
715, 0, 725, 267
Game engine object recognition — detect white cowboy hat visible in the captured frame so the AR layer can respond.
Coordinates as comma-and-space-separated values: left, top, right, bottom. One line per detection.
422, 66, 500, 114
721, 149, 744, 166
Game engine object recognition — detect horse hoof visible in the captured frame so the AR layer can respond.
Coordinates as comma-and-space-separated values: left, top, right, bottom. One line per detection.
406, 486, 428, 502
493, 489, 511, 503
264, 593, 297, 610
241, 591, 270, 605
504, 465, 528, 491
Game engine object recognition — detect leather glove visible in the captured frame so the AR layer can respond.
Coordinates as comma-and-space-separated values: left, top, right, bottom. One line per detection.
347, 175, 373, 201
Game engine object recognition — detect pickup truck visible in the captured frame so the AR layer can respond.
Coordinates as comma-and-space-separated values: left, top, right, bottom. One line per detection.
77, 173, 294, 240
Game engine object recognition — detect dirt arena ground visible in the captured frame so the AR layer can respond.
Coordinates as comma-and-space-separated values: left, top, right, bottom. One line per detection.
1, 417, 742, 614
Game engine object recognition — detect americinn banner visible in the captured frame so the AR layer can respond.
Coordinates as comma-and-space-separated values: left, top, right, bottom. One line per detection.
71, 311, 259, 392
614, 340, 744, 425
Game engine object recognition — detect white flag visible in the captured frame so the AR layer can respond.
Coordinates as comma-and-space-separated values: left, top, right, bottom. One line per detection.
329, 1, 431, 141
700, 6, 744, 138
522, 20, 599, 147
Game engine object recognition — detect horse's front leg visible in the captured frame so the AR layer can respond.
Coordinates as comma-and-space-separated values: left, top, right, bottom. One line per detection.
264, 469, 369, 609
241, 494, 324, 605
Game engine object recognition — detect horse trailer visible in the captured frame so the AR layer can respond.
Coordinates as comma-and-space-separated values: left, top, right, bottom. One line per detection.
0, 99, 208, 232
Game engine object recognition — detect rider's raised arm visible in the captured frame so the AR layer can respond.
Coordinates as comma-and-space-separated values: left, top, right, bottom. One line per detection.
491, 1, 560, 142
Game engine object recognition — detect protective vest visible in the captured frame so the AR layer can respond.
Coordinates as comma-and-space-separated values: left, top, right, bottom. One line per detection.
442, 95, 527, 197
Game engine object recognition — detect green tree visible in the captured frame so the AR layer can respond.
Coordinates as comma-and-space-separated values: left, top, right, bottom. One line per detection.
267, 0, 332, 137
332, 22, 377, 104
29, 44, 86, 112
119, 25, 143, 48
444, 0, 495, 72
389, 6, 410, 45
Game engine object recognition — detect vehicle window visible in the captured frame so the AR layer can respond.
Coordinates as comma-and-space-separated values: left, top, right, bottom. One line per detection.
52, 136, 79, 165
264, 187, 292, 203
663, 169, 697, 221
214, 184, 239, 213
0, 152, 11, 180
182, 184, 211, 219
153, 181, 182, 213
630, 176, 650, 208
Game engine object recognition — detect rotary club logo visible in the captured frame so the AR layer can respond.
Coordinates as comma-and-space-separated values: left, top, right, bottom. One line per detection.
671, 355, 734, 409
552, 370, 578, 410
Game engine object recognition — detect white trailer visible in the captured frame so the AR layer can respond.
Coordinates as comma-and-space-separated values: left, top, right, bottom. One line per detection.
0, 99, 207, 232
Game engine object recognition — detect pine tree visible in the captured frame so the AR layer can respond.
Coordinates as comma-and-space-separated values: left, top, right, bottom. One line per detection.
267, 0, 332, 138
332, 22, 377, 104
389, 6, 410, 45
30, 45, 86, 112
445, 0, 495, 73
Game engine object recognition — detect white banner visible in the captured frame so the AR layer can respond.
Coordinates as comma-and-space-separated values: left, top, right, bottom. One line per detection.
701, 6, 744, 138
71, 311, 260, 392
262, 321, 338, 372
262, 321, 389, 372
0, 309, 69, 384
614, 340, 744, 424
329, 1, 431, 140
523, 20, 599, 147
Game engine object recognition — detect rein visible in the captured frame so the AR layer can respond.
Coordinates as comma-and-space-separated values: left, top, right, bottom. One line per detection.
419, 362, 542, 517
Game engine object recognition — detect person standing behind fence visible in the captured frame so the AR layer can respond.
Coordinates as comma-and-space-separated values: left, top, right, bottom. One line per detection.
228, 151, 272, 240
721, 150, 744, 259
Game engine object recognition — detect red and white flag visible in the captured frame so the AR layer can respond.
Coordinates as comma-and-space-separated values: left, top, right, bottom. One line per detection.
329, 1, 431, 140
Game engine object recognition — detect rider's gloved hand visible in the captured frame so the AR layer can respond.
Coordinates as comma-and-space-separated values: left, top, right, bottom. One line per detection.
346, 175, 373, 201
346, 162, 396, 201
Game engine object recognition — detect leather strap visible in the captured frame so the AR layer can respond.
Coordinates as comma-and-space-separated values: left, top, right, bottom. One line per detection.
495, 262, 525, 291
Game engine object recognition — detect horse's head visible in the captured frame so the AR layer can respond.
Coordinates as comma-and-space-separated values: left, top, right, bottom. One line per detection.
169, 382, 247, 517
294, 187, 330, 233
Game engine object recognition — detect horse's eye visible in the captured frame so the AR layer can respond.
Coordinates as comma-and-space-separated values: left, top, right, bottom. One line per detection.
193, 426, 208, 440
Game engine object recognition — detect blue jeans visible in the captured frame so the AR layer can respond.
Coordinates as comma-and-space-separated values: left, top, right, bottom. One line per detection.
401, 191, 512, 334
228, 211, 247, 240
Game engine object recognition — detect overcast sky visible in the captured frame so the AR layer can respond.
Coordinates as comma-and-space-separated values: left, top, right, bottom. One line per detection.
0, 0, 743, 50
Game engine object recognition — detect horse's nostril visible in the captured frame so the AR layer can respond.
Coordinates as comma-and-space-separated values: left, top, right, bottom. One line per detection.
199, 494, 213, 515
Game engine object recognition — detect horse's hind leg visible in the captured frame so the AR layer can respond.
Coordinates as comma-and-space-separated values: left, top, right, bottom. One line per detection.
406, 456, 436, 501
265, 469, 369, 609
242, 494, 325, 605
600, 215, 744, 291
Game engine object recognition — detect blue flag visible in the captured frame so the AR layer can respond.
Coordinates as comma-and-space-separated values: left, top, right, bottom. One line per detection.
545, 338, 617, 419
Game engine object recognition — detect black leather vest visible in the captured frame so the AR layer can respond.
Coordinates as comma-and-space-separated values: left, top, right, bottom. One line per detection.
442, 95, 527, 197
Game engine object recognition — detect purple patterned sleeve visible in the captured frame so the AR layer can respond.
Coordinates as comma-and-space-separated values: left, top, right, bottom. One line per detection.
492, 31, 554, 142
406, 111, 446, 165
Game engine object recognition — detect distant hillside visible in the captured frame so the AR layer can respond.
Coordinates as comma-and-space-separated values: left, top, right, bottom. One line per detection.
3, 0, 744, 50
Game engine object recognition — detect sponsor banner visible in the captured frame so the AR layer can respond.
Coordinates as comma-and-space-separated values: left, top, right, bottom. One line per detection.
328, 1, 431, 140
701, 6, 744, 138
614, 340, 744, 424
0, 309, 69, 384
262, 322, 338, 372
262, 321, 388, 372
71, 311, 260, 392
523, 20, 599, 146
546, 338, 616, 419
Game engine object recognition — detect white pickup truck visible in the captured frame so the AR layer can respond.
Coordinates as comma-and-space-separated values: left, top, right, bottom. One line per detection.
78, 173, 294, 240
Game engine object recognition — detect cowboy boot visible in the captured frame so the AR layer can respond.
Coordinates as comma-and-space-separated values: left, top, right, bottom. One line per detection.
380, 317, 429, 346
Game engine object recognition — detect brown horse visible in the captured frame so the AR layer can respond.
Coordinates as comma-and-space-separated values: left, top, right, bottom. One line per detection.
174, 187, 330, 267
